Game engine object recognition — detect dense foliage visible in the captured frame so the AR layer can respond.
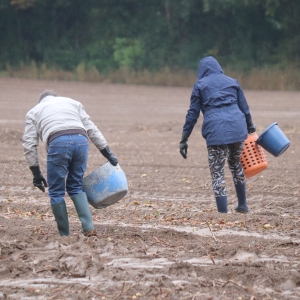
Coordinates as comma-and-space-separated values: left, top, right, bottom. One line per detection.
1, 0, 299, 72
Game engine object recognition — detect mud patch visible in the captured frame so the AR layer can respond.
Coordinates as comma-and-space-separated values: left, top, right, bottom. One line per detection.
1, 78, 300, 299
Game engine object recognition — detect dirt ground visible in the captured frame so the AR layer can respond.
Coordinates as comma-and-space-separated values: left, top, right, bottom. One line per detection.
0, 78, 300, 300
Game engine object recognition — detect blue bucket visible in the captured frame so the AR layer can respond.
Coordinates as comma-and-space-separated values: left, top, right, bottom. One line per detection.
256, 122, 290, 157
82, 162, 128, 209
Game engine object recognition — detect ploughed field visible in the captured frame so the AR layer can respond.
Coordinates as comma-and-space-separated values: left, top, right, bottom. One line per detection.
0, 78, 300, 300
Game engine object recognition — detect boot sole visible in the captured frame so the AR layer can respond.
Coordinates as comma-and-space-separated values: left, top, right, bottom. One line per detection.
234, 209, 249, 214
84, 230, 97, 237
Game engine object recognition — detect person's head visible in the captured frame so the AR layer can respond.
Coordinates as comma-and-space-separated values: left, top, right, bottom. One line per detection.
39, 89, 57, 102
197, 56, 223, 79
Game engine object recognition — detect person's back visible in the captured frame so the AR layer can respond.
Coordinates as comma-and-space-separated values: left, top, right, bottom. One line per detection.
27, 96, 86, 146
187, 56, 250, 146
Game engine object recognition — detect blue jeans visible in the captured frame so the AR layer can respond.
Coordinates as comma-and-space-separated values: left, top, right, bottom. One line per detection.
47, 134, 89, 205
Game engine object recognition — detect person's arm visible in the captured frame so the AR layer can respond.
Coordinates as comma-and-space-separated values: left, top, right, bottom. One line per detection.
236, 83, 256, 133
22, 112, 48, 192
180, 85, 201, 159
22, 112, 40, 167
78, 103, 118, 166
78, 103, 108, 150
183, 85, 201, 135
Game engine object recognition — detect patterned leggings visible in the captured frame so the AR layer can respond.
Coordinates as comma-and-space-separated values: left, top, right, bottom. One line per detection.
207, 142, 245, 198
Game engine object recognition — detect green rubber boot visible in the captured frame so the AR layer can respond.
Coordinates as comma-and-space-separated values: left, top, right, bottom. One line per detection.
51, 202, 70, 236
71, 192, 95, 234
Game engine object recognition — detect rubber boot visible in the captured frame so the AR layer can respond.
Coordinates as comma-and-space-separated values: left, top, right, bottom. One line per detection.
215, 196, 228, 213
234, 182, 249, 213
71, 192, 95, 235
51, 202, 70, 236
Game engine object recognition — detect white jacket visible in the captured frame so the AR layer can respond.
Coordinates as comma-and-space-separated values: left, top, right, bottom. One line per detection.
22, 96, 108, 167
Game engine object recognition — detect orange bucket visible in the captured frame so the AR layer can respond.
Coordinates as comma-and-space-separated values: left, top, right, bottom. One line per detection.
241, 133, 268, 178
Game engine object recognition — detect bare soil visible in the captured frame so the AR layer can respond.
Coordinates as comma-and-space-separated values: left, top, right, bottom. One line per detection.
0, 78, 300, 300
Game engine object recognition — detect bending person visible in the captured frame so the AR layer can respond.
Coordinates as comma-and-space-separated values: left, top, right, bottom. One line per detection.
23, 90, 118, 236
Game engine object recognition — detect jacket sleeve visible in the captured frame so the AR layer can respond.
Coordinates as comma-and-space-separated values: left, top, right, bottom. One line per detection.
183, 84, 201, 134
78, 103, 108, 151
236, 83, 253, 126
22, 111, 40, 167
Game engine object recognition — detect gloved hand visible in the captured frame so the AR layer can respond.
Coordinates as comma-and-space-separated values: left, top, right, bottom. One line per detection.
247, 123, 256, 134
100, 146, 118, 166
30, 166, 48, 192
179, 132, 190, 159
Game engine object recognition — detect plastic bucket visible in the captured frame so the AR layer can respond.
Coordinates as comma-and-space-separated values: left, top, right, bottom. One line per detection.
256, 122, 290, 157
241, 133, 268, 178
82, 162, 128, 209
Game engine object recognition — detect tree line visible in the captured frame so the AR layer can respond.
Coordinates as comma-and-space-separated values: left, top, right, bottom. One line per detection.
0, 0, 299, 73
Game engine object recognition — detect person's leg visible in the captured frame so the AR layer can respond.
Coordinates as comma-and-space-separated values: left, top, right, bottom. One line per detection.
71, 192, 95, 234
228, 142, 248, 213
66, 134, 89, 197
66, 134, 95, 235
207, 145, 228, 213
51, 202, 69, 236
47, 136, 72, 236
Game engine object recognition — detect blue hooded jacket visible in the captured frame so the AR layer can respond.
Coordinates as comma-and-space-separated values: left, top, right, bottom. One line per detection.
183, 56, 253, 146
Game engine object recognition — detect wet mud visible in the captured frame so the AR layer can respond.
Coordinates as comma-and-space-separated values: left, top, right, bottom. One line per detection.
0, 78, 300, 299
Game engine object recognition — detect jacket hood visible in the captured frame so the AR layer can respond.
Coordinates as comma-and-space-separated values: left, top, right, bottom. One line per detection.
197, 56, 223, 79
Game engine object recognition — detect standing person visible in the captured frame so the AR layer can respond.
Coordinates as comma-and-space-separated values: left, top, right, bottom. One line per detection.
179, 56, 256, 213
22, 90, 118, 236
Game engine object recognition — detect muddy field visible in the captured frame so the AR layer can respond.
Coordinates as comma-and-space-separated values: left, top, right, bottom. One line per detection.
0, 78, 300, 300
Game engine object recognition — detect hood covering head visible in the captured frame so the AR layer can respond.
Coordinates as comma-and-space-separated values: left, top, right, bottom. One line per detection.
197, 56, 224, 79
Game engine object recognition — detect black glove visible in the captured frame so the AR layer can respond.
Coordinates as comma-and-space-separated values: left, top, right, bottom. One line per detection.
247, 123, 256, 134
179, 132, 190, 159
100, 146, 118, 166
30, 166, 48, 192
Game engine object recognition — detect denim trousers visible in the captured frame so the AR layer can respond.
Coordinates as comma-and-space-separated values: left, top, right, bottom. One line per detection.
47, 134, 89, 205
